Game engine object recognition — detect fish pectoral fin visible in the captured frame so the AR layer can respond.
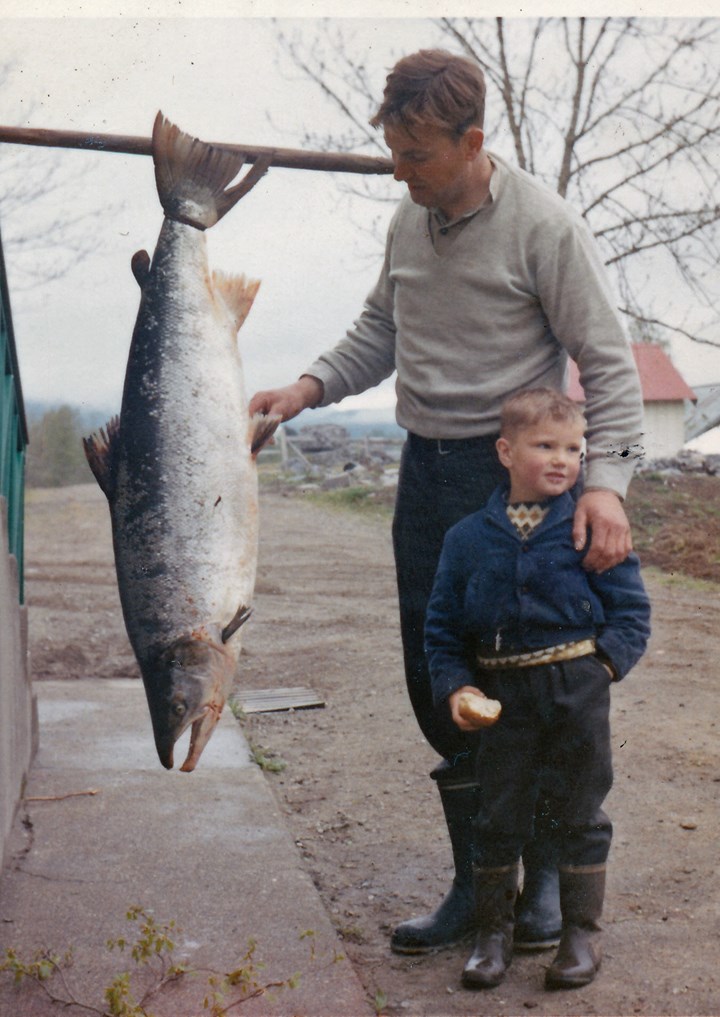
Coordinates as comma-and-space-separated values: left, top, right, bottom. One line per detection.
83, 417, 120, 500
131, 249, 151, 287
212, 272, 261, 331
221, 604, 253, 644
250, 412, 282, 458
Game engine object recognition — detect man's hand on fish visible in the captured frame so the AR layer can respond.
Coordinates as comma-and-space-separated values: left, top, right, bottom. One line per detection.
573, 488, 632, 573
249, 375, 324, 423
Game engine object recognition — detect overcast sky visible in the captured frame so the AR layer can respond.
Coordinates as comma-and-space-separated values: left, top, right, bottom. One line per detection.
2, 1, 720, 447
1, 11, 423, 415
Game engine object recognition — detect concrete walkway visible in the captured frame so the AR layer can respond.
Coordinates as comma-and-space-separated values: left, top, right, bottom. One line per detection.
0, 680, 372, 1016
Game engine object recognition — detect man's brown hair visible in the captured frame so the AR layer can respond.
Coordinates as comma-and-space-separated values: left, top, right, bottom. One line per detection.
370, 49, 486, 137
500, 388, 586, 438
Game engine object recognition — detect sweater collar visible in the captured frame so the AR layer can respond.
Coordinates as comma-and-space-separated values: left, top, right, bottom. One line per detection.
429, 154, 499, 229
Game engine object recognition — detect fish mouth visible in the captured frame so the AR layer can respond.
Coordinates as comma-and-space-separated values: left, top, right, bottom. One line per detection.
178, 699, 224, 772
148, 630, 236, 771
152, 693, 225, 772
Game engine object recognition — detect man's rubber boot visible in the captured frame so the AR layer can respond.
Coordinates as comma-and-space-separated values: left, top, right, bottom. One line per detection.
514, 837, 562, 951
462, 864, 519, 989
545, 865, 606, 990
391, 763, 479, 954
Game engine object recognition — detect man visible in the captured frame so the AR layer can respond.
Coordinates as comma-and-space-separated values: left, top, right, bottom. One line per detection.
249, 49, 644, 956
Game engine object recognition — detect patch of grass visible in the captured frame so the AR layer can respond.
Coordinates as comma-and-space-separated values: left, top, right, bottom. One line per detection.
248, 741, 287, 773
372, 988, 389, 1015
227, 695, 246, 722
641, 565, 720, 595
626, 473, 720, 583
304, 485, 396, 520
337, 924, 366, 945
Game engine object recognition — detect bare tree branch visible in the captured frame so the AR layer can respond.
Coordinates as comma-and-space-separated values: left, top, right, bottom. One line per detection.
0, 60, 119, 290
273, 17, 720, 353
622, 306, 720, 350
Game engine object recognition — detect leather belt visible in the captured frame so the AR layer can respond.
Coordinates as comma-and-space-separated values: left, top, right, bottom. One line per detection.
477, 638, 596, 670
407, 432, 499, 455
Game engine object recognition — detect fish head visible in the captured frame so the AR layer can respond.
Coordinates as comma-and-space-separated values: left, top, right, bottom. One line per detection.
145, 627, 236, 772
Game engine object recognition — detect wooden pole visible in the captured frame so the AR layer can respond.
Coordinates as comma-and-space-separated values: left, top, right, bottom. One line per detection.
0, 123, 394, 176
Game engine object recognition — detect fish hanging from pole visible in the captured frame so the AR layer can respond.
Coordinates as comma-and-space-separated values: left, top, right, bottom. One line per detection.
84, 112, 279, 771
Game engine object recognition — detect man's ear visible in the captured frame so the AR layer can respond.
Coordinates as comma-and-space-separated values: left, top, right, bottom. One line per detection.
496, 436, 513, 469
462, 126, 485, 159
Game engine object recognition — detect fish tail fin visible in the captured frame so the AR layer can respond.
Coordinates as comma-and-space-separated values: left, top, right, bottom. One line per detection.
250, 412, 282, 458
83, 416, 120, 500
213, 272, 261, 331
152, 112, 273, 230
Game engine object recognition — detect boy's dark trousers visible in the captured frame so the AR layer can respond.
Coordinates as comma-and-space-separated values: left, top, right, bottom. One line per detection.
471, 654, 614, 872
390, 433, 561, 953
463, 655, 613, 989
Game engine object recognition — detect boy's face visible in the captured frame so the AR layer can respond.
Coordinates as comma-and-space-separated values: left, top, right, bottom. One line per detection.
496, 417, 585, 503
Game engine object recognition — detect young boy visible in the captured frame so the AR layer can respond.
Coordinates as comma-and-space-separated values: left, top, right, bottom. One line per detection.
425, 388, 650, 991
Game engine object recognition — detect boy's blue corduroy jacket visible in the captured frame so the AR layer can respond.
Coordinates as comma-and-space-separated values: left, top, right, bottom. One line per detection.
426, 485, 651, 707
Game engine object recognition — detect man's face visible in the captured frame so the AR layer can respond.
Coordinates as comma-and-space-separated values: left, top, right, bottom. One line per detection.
383, 121, 482, 217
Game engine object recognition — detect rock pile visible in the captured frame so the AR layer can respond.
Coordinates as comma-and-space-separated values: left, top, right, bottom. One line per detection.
638, 449, 720, 476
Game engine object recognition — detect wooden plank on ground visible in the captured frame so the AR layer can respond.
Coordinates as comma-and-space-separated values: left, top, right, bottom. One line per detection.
235, 687, 325, 714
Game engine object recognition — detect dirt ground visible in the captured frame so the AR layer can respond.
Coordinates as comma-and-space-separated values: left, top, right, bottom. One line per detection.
23, 479, 720, 1017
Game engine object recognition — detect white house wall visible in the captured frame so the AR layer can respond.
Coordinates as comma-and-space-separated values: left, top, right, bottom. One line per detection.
642, 402, 686, 461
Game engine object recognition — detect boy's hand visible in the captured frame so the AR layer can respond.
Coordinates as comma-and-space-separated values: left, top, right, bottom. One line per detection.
573, 489, 632, 572
449, 686, 501, 731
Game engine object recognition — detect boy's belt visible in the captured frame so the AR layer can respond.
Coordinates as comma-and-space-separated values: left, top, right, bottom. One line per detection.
477, 638, 596, 670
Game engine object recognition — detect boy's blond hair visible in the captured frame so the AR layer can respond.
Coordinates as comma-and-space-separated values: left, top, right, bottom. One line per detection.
500, 388, 586, 438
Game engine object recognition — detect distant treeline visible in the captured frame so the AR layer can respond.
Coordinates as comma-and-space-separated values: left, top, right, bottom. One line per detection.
25, 405, 96, 488
23, 401, 403, 488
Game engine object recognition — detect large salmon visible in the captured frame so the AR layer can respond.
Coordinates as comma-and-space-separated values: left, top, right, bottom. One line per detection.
84, 113, 279, 772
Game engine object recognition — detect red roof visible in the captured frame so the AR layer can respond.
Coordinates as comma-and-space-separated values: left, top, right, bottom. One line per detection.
568, 344, 696, 403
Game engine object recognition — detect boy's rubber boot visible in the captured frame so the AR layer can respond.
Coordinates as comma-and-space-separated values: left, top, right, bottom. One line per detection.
391, 764, 562, 955
390, 764, 479, 954
462, 864, 519, 989
545, 866, 606, 990
514, 835, 562, 950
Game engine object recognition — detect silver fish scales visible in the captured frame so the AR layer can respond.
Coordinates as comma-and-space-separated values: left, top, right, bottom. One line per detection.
85, 113, 279, 771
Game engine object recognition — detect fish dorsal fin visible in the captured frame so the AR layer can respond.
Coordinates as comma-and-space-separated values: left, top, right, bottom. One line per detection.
152, 112, 273, 230
212, 272, 261, 331
83, 417, 121, 501
250, 412, 282, 458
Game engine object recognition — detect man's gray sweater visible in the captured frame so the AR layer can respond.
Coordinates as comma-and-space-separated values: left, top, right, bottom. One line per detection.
306, 151, 644, 497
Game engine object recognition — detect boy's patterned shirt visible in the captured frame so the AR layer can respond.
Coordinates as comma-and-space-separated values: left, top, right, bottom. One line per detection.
506, 501, 550, 539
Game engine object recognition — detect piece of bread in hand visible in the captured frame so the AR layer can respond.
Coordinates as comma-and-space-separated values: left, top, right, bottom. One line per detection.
457, 691, 502, 727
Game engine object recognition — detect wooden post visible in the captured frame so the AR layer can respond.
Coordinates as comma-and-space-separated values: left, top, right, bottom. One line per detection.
0, 123, 394, 176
